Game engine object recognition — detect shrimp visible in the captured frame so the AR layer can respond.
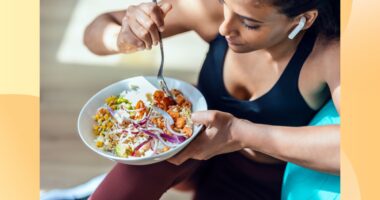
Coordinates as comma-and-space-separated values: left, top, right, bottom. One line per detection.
175, 117, 186, 129
135, 100, 147, 119
153, 90, 165, 102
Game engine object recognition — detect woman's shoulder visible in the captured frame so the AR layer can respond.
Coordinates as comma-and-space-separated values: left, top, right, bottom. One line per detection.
163, 0, 224, 42
314, 37, 340, 58
310, 36, 340, 81
310, 37, 340, 68
175, 0, 223, 41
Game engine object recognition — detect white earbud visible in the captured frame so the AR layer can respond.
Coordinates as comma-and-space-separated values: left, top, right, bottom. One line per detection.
288, 16, 307, 40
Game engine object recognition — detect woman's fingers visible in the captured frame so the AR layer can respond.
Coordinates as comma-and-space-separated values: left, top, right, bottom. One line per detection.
191, 111, 217, 128
159, 2, 173, 17
118, 18, 145, 53
128, 14, 153, 49
117, 2, 172, 53
135, 8, 160, 46
141, 2, 172, 32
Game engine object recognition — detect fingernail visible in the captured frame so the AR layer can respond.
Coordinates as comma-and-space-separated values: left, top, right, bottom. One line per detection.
159, 27, 165, 32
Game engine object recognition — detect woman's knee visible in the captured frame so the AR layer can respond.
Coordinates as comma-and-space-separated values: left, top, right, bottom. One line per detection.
90, 161, 201, 200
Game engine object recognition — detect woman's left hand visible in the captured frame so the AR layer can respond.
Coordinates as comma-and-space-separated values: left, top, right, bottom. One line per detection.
168, 110, 243, 165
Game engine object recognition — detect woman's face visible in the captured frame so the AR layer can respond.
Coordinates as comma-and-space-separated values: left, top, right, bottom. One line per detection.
219, 0, 295, 53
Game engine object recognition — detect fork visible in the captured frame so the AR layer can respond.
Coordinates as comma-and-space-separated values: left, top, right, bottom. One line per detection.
152, 0, 175, 100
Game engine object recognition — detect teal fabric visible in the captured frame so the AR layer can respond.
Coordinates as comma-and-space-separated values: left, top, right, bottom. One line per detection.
281, 100, 340, 200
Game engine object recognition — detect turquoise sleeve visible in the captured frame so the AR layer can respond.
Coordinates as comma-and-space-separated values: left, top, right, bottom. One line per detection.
281, 100, 340, 200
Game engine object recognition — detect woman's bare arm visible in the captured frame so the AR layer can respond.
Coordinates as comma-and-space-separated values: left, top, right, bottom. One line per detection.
235, 43, 341, 174
83, 12, 124, 55
235, 121, 340, 174
83, 0, 223, 55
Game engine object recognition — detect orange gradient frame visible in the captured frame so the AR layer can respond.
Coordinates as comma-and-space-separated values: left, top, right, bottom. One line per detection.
1, 0, 380, 199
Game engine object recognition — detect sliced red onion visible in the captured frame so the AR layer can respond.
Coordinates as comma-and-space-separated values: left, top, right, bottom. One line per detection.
140, 129, 158, 139
176, 135, 187, 143
132, 122, 139, 129
146, 127, 184, 144
124, 128, 139, 135
159, 133, 180, 144
106, 104, 187, 153
146, 127, 165, 134
165, 120, 186, 137
152, 106, 174, 125
129, 108, 152, 126
131, 137, 152, 157
145, 130, 178, 147
151, 106, 188, 138
137, 109, 152, 125
152, 138, 159, 154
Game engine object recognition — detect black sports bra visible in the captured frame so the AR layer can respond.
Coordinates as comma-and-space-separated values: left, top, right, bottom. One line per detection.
197, 30, 320, 126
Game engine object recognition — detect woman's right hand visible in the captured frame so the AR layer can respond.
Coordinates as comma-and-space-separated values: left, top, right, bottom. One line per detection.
117, 2, 172, 53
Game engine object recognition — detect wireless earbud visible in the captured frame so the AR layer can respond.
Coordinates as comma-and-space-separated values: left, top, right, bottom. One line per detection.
288, 16, 307, 40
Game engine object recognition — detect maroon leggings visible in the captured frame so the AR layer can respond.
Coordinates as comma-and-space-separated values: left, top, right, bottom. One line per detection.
89, 153, 285, 200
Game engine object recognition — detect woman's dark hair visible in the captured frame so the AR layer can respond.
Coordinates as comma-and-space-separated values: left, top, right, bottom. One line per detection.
269, 0, 340, 40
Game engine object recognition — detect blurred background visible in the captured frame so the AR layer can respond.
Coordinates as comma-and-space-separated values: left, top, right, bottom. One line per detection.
41, 0, 209, 199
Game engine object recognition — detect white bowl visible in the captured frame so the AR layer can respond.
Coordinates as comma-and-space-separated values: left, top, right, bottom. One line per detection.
77, 76, 207, 165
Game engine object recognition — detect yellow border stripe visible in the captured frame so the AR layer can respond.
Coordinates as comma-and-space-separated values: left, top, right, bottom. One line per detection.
0, 0, 39, 96
0, 0, 40, 199
1, 0, 380, 199
342, 0, 380, 199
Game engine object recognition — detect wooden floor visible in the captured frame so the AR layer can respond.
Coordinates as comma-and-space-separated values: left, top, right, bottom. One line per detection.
41, 1, 196, 199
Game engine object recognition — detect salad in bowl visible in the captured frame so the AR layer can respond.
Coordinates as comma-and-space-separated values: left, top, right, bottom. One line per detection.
78, 76, 207, 165
93, 89, 193, 158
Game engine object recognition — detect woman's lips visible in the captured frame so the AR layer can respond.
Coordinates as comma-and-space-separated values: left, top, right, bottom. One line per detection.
226, 38, 243, 46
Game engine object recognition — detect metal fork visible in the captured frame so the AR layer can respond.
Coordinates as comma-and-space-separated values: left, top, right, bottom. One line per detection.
153, 0, 175, 100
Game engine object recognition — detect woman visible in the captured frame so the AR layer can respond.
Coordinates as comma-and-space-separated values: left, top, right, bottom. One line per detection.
84, 0, 340, 199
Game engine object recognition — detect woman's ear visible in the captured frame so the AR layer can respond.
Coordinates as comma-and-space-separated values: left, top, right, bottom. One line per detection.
288, 16, 307, 39
300, 10, 319, 30
288, 10, 319, 39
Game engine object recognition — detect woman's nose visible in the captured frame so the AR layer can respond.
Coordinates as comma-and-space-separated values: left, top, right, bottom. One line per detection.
219, 12, 238, 37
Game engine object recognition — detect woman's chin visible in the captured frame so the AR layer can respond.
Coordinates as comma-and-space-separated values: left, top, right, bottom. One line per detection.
228, 44, 256, 53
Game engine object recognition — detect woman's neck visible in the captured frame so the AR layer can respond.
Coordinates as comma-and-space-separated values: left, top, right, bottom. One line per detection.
263, 31, 306, 62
